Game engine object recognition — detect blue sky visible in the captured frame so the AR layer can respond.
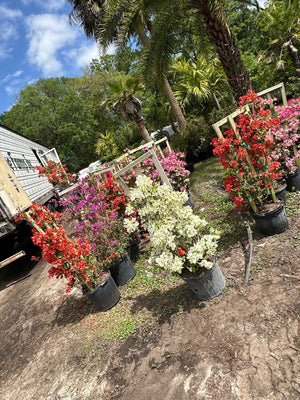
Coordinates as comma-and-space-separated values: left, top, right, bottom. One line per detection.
0, 0, 106, 115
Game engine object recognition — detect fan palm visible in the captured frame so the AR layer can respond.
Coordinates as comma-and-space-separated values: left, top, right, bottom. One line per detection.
259, 0, 300, 74
102, 76, 152, 143
170, 55, 229, 110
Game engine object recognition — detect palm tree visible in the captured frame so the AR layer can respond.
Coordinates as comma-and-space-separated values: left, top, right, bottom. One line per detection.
259, 0, 300, 75
187, 0, 250, 100
102, 76, 152, 143
67, 0, 187, 130
170, 54, 229, 110
100, 0, 188, 130
139, 0, 250, 102
67, 0, 105, 38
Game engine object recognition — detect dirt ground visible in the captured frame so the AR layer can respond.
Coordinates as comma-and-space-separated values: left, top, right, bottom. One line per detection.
0, 211, 299, 400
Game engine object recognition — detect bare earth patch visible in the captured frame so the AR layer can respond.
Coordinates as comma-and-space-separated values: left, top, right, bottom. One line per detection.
0, 167, 299, 400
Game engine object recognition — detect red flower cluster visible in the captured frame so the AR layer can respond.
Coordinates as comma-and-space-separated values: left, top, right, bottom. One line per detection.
98, 175, 128, 216
35, 160, 76, 187
16, 203, 99, 293
212, 91, 282, 212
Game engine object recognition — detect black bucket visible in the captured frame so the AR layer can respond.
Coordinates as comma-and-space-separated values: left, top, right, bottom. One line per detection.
180, 259, 225, 300
275, 183, 287, 205
183, 192, 195, 209
85, 272, 120, 312
109, 253, 136, 286
126, 236, 140, 263
252, 202, 289, 236
285, 168, 300, 192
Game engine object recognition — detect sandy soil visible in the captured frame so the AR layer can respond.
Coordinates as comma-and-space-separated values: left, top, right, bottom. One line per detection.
0, 213, 299, 400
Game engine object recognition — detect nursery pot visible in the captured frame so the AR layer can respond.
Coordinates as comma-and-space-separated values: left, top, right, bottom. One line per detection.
285, 168, 300, 192
183, 192, 195, 209
126, 236, 140, 263
85, 272, 120, 312
275, 183, 287, 205
268, 183, 287, 205
251, 202, 289, 236
109, 252, 136, 286
180, 258, 225, 300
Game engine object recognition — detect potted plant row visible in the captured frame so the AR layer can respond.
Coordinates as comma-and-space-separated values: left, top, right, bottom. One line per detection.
15, 203, 121, 312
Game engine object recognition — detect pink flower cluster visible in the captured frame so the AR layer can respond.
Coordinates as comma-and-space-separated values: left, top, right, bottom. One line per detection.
141, 148, 190, 191
268, 98, 300, 173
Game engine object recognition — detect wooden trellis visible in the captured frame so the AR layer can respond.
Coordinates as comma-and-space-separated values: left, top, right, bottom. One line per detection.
212, 82, 288, 139
113, 144, 172, 195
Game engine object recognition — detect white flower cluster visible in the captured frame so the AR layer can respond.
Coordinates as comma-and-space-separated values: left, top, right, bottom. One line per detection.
124, 175, 219, 274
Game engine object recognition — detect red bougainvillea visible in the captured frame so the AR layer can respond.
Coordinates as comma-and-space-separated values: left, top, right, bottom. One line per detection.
35, 160, 76, 187
15, 203, 101, 293
212, 90, 283, 213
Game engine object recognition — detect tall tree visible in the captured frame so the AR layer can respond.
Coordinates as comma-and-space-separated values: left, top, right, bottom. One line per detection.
0, 76, 114, 171
258, 0, 300, 75
188, 0, 250, 100
102, 76, 152, 142
67, 0, 187, 130
170, 54, 229, 110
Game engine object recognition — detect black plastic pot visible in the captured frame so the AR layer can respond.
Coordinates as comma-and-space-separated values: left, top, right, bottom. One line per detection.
251, 202, 289, 236
180, 258, 225, 300
267, 183, 287, 205
85, 272, 120, 312
109, 253, 136, 286
183, 192, 195, 209
285, 168, 300, 192
275, 183, 287, 205
126, 236, 140, 263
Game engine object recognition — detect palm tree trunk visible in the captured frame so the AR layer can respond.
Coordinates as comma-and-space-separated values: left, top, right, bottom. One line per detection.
287, 41, 300, 76
136, 25, 187, 130
132, 115, 152, 142
213, 92, 221, 110
190, 0, 250, 102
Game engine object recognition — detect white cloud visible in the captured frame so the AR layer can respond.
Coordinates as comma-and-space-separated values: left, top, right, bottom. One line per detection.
1, 70, 23, 84
21, 0, 65, 12
25, 13, 79, 76
0, 5, 23, 59
0, 22, 19, 59
65, 42, 99, 70
0, 5, 23, 19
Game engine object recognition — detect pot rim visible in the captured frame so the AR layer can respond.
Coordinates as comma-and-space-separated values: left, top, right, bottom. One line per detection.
251, 200, 284, 218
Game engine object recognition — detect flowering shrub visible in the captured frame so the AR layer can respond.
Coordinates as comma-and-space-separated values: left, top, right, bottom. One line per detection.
61, 174, 130, 269
115, 147, 190, 192
124, 175, 219, 275
268, 98, 300, 174
35, 160, 76, 187
141, 148, 190, 191
15, 203, 101, 293
212, 90, 283, 213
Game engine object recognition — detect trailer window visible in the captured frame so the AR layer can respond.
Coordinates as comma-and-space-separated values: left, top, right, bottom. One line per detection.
32, 148, 44, 165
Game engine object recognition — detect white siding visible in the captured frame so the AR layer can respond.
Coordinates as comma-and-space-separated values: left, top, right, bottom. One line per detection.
0, 125, 54, 203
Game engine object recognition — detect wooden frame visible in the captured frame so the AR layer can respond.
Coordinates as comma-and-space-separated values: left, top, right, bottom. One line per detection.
113, 145, 172, 195
212, 82, 288, 139
257, 82, 288, 106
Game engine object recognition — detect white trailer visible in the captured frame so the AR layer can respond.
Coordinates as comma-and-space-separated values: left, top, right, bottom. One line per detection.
0, 124, 60, 267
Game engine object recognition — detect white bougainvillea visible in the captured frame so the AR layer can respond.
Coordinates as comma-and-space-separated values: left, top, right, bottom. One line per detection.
124, 175, 219, 275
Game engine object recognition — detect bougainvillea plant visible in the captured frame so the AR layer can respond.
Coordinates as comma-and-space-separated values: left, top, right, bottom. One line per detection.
15, 203, 101, 293
141, 148, 190, 192
268, 98, 300, 174
60, 174, 130, 269
124, 175, 219, 275
35, 160, 76, 188
212, 90, 283, 214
